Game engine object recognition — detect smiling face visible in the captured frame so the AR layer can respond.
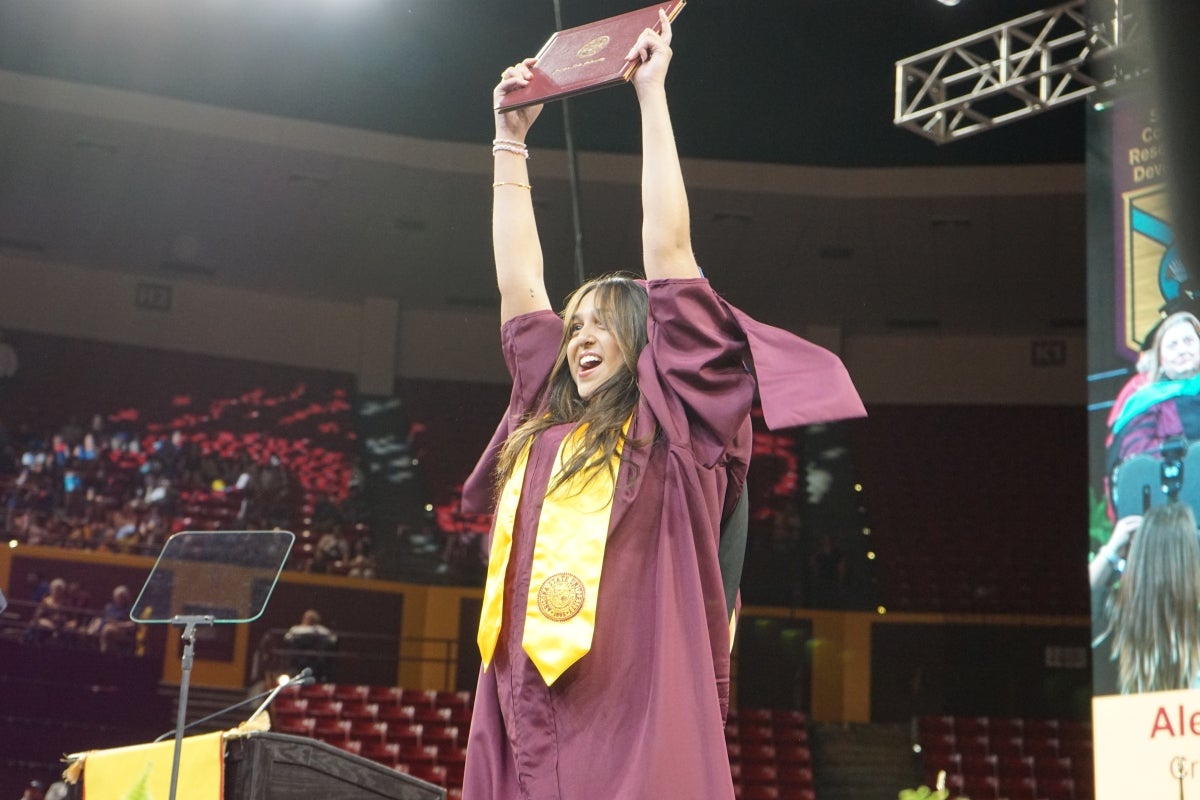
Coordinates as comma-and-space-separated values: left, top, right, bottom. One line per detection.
567, 290, 624, 399
1159, 317, 1200, 380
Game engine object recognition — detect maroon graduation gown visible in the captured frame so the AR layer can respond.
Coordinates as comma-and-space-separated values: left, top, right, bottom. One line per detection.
461, 278, 864, 800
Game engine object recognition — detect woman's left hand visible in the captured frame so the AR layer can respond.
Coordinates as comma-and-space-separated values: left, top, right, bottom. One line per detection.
627, 8, 673, 93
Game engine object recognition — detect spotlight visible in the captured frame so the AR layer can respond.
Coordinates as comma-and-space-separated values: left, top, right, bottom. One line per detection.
938, 0, 961, 5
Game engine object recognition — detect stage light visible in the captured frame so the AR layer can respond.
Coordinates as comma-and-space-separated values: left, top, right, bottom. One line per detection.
937, 0, 961, 5
7, 539, 17, 549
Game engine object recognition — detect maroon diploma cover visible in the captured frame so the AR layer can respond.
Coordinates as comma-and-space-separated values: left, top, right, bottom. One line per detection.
495, 0, 686, 111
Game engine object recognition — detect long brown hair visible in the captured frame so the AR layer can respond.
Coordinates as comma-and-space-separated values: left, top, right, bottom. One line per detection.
1107, 501, 1200, 693
496, 274, 648, 495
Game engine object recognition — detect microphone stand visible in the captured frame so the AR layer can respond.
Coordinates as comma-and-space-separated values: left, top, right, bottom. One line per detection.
168, 615, 213, 800
151, 667, 314, 743
245, 667, 315, 727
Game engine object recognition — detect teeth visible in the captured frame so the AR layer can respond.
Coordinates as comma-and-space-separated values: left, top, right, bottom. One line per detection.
580, 355, 601, 369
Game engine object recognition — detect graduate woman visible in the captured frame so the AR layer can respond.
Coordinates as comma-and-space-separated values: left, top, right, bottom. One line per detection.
462, 11, 865, 799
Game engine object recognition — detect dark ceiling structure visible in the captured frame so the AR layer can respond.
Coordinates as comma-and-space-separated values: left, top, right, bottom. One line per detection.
0, 0, 1091, 336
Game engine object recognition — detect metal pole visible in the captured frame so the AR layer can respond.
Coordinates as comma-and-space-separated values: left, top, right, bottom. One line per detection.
552, 0, 587, 286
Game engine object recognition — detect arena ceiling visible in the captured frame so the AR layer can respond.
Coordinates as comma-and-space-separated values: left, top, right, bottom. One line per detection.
0, 0, 1089, 335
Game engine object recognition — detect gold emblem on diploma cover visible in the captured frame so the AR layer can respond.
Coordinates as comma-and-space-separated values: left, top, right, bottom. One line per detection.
576, 36, 611, 59
538, 573, 586, 621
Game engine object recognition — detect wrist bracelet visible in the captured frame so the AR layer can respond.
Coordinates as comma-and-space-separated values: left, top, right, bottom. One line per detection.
493, 181, 532, 190
492, 140, 529, 159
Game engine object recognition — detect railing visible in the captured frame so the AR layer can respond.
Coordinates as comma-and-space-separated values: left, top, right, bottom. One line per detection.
252, 627, 459, 689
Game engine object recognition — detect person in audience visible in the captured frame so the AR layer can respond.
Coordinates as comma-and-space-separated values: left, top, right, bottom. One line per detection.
283, 608, 338, 680
17, 780, 44, 800
346, 537, 376, 579
87, 584, 136, 654
1091, 502, 1200, 694
463, 17, 863, 799
26, 577, 76, 642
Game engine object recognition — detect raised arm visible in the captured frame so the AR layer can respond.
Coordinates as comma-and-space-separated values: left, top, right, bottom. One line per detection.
493, 60, 553, 324
628, 10, 700, 280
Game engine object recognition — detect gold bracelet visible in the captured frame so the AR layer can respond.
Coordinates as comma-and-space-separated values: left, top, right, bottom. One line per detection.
492, 181, 532, 189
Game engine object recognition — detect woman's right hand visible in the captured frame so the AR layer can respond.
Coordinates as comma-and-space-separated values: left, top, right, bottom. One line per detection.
494, 58, 543, 141
1108, 514, 1142, 552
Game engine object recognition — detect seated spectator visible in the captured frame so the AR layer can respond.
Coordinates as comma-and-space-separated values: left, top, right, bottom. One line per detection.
87, 584, 136, 654
347, 537, 376, 579
283, 609, 338, 680
311, 528, 350, 574
26, 578, 76, 643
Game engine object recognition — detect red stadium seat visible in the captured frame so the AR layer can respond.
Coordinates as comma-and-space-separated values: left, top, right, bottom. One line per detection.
367, 686, 407, 706
956, 716, 991, 737
775, 745, 812, 766
778, 765, 813, 788
919, 715, 956, 738
313, 718, 352, 744
273, 695, 308, 716
436, 690, 473, 708
349, 719, 389, 744
1033, 756, 1073, 782
333, 684, 371, 704
963, 774, 999, 800
777, 789, 815, 800
740, 725, 776, 744
305, 699, 343, 720
961, 753, 998, 778
409, 764, 448, 787
1000, 774, 1038, 800
998, 754, 1035, 780
360, 741, 401, 768
378, 705, 417, 724
1026, 736, 1061, 760
274, 715, 316, 737
772, 727, 809, 746
385, 723, 425, 747
1025, 719, 1061, 739
990, 717, 1026, 740
741, 763, 779, 786
740, 743, 777, 765
423, 724, 460, 749
401, 689, 439, 707
337, 739, 363, 756
1038, 776, 1078, 800
739, 708, 776, 725
397, 743, 439, 768
300, 682, 337, 700
990, 735, 1026, 757
341, 701, 380, 721
773, 709, 807, 727
957, 734, 991, 756
414, 705, 453, 725
739, 786, 780, 800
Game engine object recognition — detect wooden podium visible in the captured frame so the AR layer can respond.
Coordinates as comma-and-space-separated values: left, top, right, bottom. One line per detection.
225, 733, 445, 800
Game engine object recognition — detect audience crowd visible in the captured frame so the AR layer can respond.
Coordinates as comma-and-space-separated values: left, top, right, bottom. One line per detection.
0, 383, 371, 573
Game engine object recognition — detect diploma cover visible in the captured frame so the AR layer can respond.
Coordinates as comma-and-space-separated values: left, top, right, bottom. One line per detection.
496, 0, 686, 111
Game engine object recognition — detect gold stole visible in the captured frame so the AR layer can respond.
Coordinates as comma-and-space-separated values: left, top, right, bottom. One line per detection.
477, 419, 627, 685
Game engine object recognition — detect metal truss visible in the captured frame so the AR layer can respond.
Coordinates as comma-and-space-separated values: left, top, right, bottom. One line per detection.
894, 0, 1136, 144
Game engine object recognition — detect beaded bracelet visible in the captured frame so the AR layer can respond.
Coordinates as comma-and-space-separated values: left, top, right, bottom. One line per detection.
492, 138, 529, 159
